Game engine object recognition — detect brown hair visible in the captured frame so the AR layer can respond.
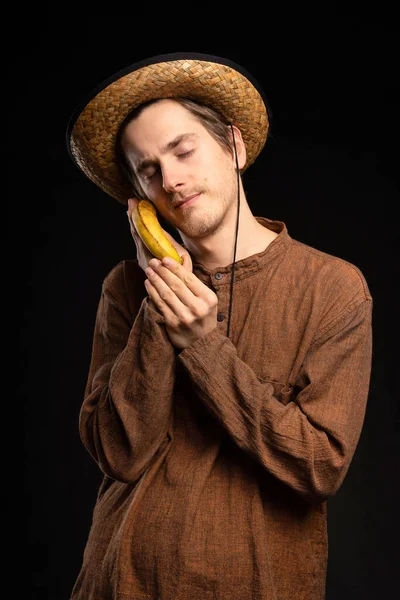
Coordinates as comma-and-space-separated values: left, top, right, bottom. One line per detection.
116, 97, 234, 199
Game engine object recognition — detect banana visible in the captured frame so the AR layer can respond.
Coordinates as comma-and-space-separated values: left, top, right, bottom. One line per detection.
131, 200, 183, 264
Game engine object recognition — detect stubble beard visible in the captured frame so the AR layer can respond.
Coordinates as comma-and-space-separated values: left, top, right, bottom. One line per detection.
175, 175, 238, 241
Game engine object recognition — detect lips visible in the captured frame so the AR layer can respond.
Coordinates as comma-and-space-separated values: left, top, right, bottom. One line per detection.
174, 193, 201, 208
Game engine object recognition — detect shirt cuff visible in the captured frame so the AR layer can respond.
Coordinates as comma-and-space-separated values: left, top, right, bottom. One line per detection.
177, 326, 229, 361
143, 296, 165, 324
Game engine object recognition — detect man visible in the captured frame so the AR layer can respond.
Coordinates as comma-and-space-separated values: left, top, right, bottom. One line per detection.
67, 53, 373, 599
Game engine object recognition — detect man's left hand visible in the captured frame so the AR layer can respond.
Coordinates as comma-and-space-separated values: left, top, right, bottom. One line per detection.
144, 257, 218, 350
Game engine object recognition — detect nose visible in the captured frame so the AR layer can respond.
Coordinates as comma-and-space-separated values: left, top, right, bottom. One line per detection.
161, 162, 185, 194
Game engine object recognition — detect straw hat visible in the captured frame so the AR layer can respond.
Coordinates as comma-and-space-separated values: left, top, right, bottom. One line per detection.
66, 52, 270, 205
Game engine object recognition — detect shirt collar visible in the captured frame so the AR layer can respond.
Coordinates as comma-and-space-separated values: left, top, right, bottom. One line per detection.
191, 217, 292, 285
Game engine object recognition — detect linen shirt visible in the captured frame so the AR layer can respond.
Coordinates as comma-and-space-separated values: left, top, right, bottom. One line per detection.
70, 216, 373, 600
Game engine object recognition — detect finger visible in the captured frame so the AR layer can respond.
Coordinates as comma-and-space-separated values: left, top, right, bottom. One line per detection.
127, 207, 146, 244
160, 257, 210, 298
146, 263, 194, 309
182, 252, 193, 273
148, 261, 218, 322
144, 276, 182, 322
127, 198, 140, 229
162, 230, 192, 271
127, 218, 154, 263
127, 197, 139, 216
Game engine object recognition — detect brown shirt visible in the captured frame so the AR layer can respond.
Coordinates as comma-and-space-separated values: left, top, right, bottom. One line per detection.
70, 217, 373, 600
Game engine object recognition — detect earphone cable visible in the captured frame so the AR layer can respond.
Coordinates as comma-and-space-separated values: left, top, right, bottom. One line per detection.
226, 125, 240, 340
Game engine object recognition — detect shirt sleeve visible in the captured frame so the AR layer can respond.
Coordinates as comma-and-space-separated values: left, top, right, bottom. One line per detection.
177, 294, 373, 504
79, 261, 176, 483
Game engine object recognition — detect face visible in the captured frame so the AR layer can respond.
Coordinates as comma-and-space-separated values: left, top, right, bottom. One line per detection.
120, 99, 246, 239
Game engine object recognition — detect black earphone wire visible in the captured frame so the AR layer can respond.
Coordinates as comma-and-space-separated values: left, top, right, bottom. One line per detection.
226, 125, 241, 340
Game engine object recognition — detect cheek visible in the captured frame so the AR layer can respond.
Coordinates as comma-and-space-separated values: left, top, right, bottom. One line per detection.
147, 192, 173, 221
142, 178, 166, 201
205, 147, 235, 177
205, 156, 234, 190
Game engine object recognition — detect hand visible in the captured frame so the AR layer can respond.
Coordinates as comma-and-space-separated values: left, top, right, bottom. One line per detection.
127, 198, 193, 274
144, 256, 218, 350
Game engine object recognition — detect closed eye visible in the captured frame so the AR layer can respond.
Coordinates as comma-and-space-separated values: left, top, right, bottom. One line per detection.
141, 149, 195, 181
143, 167, 158, 180
177, 149, 194, 159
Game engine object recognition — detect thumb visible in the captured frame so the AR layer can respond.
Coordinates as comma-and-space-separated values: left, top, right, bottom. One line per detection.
163, 231, 193, 270
181, 251, 193, 273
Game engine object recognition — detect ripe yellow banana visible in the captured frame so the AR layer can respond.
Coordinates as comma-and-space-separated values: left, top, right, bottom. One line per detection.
131, 200, 183, 264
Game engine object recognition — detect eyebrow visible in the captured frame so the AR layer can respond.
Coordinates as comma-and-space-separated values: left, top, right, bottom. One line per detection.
137, 133, 199, 172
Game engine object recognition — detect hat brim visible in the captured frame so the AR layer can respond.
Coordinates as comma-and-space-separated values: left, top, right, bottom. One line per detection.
66, 52, 270, 205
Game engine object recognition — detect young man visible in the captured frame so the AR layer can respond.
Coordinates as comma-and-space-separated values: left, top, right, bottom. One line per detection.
67, 53, 373, 600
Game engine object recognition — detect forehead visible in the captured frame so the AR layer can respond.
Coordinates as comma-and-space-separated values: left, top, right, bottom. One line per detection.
136, 98, 196, 122
121, 100, 203, 150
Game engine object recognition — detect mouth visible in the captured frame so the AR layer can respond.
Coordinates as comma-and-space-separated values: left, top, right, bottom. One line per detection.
174, 193, 201, 209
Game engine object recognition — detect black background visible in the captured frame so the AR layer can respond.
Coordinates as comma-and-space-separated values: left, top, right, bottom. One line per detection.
18, 9, 399, 600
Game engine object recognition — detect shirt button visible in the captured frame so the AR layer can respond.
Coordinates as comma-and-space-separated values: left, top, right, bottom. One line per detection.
217, 313, 225, 322
215, 272, 224, 280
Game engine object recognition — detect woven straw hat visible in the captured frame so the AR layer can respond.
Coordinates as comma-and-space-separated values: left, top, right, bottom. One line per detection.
66, 52, 270, 205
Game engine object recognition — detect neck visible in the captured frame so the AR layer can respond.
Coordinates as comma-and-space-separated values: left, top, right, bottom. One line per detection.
178, 193, 278, 270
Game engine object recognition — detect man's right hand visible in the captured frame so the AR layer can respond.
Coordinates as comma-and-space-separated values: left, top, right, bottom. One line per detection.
126, 198, 193, 312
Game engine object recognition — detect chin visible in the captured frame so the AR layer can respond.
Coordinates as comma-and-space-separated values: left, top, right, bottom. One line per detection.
181, 215, 224, 240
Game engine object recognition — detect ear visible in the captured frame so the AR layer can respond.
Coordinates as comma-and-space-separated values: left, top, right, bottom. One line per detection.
228, 124, 247, 170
